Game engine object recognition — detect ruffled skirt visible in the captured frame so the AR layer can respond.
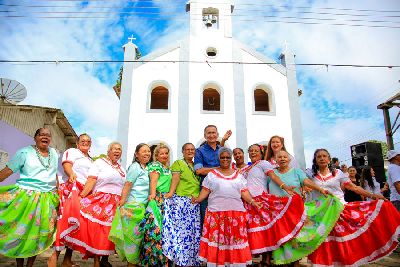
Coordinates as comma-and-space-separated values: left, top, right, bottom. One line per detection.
272, 195, 344, 264
54, 181, 84, 251
61, 191, 120, 258
0, 185, 59, 258
308, 200, 400, 266
245, 192, 306, 254
162, 195, 201, 266
199, 209, 252, 267
109, 200, 146, 264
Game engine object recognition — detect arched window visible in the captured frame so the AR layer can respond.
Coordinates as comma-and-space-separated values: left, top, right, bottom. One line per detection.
203, 88, 220, 111
150, 86, 169, 110
254, 88, 270, 112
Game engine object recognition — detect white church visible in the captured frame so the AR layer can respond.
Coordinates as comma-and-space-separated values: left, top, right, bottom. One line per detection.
117, 0, 305, 168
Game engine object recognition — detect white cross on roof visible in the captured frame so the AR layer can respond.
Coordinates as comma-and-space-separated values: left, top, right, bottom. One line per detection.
128, 35, 136, 43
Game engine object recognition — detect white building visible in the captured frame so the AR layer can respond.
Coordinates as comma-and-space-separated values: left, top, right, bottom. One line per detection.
117, 0, 305, 168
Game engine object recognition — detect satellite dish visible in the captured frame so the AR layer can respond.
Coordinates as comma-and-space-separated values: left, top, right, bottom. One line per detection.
0, 78, 27, 104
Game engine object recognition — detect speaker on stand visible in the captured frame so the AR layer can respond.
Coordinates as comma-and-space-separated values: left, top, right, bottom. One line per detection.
350, 142, 385, 189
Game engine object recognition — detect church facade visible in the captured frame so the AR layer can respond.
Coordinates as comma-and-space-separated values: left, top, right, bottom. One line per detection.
117, 0, 305, 168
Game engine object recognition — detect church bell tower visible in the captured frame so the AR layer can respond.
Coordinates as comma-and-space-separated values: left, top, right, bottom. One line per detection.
186, 0, 234, 38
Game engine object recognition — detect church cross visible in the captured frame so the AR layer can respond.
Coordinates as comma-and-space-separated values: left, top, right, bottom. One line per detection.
128, 35, 136, 43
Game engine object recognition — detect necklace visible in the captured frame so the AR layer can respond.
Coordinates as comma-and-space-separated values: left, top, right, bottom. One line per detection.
317, 170, 333, 182
183, 159, 195, 172
33, 145, 51, 170
102, 158, 125, 177
183, 159, 200, 181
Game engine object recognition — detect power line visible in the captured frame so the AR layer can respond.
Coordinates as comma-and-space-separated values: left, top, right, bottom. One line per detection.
2, 1, 399, 28
0, 59, 399, 68
3, 3, 400, 18
2, 9, 400, 26
2, 15, 399, 28
2, 4, 400, 23
13, 0, 400, 13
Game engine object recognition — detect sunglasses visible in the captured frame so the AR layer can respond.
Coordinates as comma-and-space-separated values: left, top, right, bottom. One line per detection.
219, 156, 231, 160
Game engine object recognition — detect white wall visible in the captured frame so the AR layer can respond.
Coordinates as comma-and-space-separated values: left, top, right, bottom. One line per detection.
119, 0, 299, 165
241, 50, 296, 155
187, 33, 236, 149
124, 48, 180, 166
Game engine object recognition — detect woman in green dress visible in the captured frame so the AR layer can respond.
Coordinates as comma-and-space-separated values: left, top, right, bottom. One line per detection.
270, 151, 343, 266
140, 143, 172, 266
109, 143, 151, 267
0, 128, 60, 267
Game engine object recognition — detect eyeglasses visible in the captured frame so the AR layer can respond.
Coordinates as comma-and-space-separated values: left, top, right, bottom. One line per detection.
184, 148, 195, 151
219, 156, 231, 160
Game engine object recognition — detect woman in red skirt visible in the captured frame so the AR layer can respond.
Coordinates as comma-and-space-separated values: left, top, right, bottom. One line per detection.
192, 147, 261, 267
61, 142, 126, 267
308, 148, 400, 266
242, 144, 306, 266
48, 133, 97, 267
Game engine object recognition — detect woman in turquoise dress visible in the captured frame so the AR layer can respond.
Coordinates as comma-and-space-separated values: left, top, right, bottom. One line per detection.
162, 142, 202, 266
109, 143, 151, 267
140, 143, 172, 266
270, 151, 343, 266
0, 128, 60, 267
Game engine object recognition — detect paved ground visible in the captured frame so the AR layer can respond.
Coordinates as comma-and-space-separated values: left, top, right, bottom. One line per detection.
1, 247, 399, 267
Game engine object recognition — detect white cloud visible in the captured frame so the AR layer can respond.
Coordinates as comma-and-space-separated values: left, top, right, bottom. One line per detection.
0, 1, 128, 155
1, 0, 398, 164
231, 0, 399, 165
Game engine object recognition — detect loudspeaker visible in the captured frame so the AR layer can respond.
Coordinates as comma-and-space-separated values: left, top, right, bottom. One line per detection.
351, 142, 385, 183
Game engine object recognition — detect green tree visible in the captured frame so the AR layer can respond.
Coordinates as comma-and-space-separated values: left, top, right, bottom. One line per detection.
368, 140, 388, 159
113, 47, 142, 98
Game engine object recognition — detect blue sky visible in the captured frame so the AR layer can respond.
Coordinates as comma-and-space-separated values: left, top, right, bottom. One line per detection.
0, 0, 399, 166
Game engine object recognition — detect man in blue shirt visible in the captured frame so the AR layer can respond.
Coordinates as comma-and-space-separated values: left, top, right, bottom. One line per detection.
194, 125, 231, 224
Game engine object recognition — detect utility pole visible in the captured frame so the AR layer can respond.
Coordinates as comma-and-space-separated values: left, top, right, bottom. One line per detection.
377, 92, 400, 150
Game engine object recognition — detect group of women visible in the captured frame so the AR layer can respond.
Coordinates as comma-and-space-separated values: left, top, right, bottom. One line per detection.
0, 129, 399, 267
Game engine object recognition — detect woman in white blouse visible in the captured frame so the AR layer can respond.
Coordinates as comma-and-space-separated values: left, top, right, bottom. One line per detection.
61, 142, 126, 267
192, 147, 261, 267
308, 148, 399, 267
